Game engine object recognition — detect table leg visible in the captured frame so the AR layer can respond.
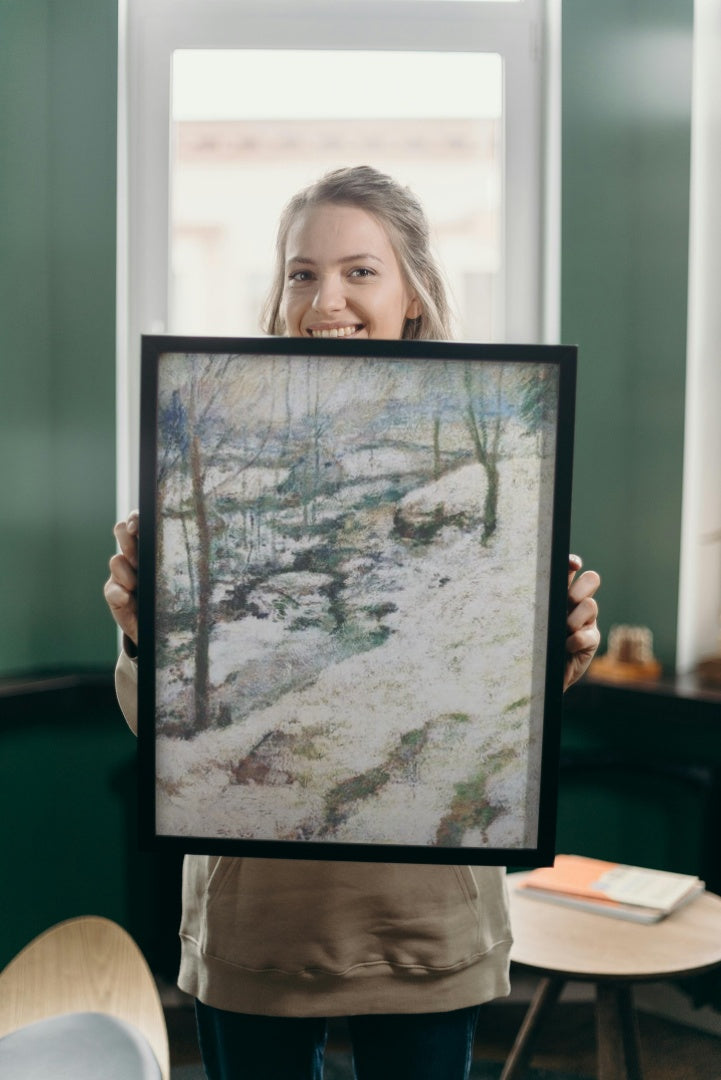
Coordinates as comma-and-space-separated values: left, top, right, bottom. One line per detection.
499, 976, 565, 1080
596, 982, 643, 1080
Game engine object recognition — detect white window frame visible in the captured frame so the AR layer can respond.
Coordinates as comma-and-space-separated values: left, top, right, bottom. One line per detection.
677, 0, 721, 674
117, 0, 558, 512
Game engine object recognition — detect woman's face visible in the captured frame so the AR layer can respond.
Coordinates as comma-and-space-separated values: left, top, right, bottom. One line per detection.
281, 203, 421, 340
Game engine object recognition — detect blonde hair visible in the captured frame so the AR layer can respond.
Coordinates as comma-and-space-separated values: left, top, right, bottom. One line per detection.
262, 165, 453, 341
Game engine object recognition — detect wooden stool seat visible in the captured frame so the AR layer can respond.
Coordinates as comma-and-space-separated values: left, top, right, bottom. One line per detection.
502, 873, 721, 1080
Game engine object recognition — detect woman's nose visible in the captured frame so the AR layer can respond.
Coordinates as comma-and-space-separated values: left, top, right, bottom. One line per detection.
312, 274, 345, 314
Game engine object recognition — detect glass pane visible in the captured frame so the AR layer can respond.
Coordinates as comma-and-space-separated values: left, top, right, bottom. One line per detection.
170, 50, 503, 341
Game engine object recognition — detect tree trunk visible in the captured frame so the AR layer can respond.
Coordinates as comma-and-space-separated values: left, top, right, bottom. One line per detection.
433, 415, 441, 479
190, 429, 212, 730
463, 366, 501, 545
482, 458, 499, 544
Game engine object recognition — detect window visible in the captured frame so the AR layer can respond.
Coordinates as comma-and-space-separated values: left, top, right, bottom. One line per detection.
169, 49, 503, 340
118, 0, 556, 510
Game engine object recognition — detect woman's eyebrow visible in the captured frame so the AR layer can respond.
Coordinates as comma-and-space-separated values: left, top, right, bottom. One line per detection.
286, 253, 384, 266
338, 253, 384, 264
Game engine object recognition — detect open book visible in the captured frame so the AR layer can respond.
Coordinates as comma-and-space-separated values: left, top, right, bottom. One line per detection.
515, 854, 705, 923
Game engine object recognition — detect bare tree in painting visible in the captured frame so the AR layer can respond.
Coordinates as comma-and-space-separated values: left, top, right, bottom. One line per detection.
463, 362, 504, 544
432, 414, 442, 479
187, 387, 213, 731
304, 359, 329, 527
411, 359, 455, 482
519, 366, 557, 452
157, 390, 195, 610
159, 354, 279, 731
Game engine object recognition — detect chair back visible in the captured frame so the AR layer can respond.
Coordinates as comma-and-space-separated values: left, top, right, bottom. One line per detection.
0, 915, 170, 1080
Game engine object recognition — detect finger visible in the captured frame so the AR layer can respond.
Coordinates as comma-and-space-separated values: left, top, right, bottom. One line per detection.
566, 623, 601, 657
568, 568, 601, 607
566, 594, 599, 634
567, 553, 583, 589
108, 552, 138, 592
113, 517, 139, 568
103, 579, 139, 642
103, 577, 133, 613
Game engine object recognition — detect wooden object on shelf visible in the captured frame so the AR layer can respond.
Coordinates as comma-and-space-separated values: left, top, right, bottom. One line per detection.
591, 654, 663, 682
696, 654, 721, 689
590, 624, 662, 683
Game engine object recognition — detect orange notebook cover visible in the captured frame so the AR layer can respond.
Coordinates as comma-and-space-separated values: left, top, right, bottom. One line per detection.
519, 854, 701, 913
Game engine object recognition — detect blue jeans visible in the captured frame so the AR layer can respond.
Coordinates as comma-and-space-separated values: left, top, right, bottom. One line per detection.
195, 1000, 481, 1080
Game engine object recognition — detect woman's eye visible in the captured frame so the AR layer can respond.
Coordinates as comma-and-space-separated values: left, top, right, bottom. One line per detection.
288, 270, 313, 283
349, 267, 375, 279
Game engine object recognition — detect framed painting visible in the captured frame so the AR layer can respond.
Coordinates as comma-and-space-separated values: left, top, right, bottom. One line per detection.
137, 336, 576, 865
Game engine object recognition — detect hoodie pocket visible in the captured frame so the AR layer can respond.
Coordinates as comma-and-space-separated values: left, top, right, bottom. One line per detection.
182, 856, 509, 975
454, 864, 480, 907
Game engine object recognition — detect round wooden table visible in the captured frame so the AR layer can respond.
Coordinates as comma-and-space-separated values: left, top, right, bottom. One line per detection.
502, 873, 721, 1080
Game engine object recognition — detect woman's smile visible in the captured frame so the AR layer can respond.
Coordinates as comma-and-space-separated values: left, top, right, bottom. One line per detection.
306, 322, 365, 338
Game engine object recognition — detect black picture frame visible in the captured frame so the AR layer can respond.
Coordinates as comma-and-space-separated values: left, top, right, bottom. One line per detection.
138, 335, 576, 866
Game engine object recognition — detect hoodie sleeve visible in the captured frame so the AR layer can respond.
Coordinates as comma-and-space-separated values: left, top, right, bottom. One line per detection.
115, 645, 139, 736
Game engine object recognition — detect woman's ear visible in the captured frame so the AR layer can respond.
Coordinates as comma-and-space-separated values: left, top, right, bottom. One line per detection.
406, 296, 422, 320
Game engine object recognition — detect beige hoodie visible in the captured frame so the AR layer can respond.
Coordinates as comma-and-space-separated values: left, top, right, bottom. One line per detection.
116, 650, 512, 1016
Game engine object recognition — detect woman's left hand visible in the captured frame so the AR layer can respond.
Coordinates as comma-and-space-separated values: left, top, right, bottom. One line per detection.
564, 555, 601, 691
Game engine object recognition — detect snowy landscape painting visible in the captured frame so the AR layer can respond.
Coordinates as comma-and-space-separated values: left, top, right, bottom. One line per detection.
139, 339, 574, 863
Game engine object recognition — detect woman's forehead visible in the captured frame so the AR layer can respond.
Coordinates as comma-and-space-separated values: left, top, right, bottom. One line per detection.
285, 202, 396, 262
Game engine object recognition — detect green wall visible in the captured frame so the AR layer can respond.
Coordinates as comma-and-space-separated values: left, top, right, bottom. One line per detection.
562, 0, 693, 669
0, 0, 118, 675
0, 0, 137, 969
0, 683, 183, 973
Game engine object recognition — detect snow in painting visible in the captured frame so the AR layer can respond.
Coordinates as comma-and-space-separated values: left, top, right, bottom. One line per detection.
153, 351, 558, 850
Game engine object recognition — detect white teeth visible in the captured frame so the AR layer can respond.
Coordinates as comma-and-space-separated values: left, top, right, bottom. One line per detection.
310, 326, 359, 338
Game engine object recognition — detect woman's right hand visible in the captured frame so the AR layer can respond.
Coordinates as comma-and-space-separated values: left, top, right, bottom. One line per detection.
104, 510, 139, 646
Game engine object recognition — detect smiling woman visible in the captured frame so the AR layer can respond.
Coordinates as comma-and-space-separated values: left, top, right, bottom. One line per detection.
106, 152, 599, 1079
263, 167, 452, 342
